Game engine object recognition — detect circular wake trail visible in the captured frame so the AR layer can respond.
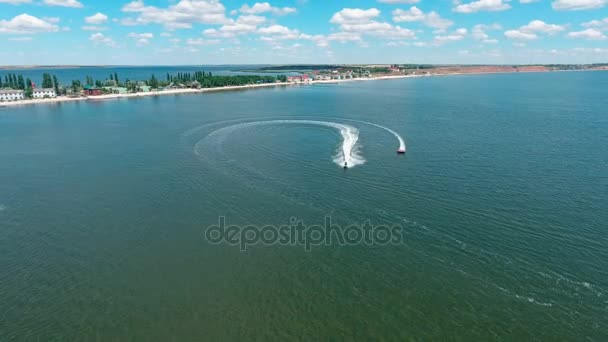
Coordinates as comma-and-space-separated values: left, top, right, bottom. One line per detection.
342, 119, 406, 151
198, 120, 365, 168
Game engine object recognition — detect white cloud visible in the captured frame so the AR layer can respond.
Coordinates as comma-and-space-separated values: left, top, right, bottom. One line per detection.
330, 8, 380, 24
43, 17, 61, 23
43, 0, 83, 8
552, 0, 607, 10
472, 23, 501, 43
567, 28, 607, 39
85, 13, 109, 25
119, 18, 139, 26
121, 0, 230, 29
186, 38, 220, 45
434, 28, 468, 44
8, 36, 32, 41
520, 0, 540, 3
122, 0, 145, 12
0, 14, 59, 34
89, 32, 117, 47
128, 32, 153, 39
454, 0, 511, 13
237, 15, 266, 25
504, 30, 538, 40
392, 7, 453, 29
582, 17, 608, 30
520, 20, 565, 34
128, 32, 154, 46
82, 25, 108, 31
0, 0, 32, 4
504, 20, 565, 40
327, 31, 363, 42
329, 8, 416, 41
570, 47, 608, 54
258, 24, 301, 38
204, 15, 265, 37
377, 0, 420, 3
392, 6, 424, 21
304, 32, 364, 48
205, 23, 256, 37
240, 2, 297, 15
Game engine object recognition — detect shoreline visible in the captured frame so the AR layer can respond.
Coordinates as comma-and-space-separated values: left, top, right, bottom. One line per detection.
1, 69, 605, 109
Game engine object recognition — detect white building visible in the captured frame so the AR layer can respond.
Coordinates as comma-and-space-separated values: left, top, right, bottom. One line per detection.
0, 90, 25, 101
33, 88, 56, 99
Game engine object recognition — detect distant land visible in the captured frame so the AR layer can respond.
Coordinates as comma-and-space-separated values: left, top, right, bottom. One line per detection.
244, 63, 608, 73
2, 63, 608, 71
0, 64, 274, 70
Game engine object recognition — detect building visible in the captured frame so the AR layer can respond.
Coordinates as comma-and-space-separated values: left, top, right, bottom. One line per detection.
0, 89, 25, 101
287, 75, 312, 83
83, 85, 103, 96
106, 87, 128, 94
32, 88, 56, 99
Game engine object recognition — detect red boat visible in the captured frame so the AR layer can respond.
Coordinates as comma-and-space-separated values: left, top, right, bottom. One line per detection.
397, 147, 406, 154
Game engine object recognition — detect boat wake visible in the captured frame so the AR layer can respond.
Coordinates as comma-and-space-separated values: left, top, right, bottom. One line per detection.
350, 119, 406, 151
193, 119, 405, 169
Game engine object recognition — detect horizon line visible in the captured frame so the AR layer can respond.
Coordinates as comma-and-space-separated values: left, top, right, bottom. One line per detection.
1, 62, 607, 69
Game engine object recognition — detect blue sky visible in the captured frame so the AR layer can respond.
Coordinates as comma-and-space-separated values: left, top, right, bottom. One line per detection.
0, 0, 607, 65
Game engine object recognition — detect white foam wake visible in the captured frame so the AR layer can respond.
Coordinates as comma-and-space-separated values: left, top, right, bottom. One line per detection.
343, 119, 406, 152
200, 120, 365, 168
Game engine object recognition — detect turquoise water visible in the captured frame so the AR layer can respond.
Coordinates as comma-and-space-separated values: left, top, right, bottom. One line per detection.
1, 72, 607, 340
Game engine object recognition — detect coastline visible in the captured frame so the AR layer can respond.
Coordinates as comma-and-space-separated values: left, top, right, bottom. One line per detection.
1, 69, 604, 109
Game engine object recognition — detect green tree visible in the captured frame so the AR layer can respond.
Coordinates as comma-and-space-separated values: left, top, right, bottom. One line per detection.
53, 75, 60, 95
25, 78, 33, 98
126, 80, 137, 93
42, 73, 53, 88
17, 75, 25, 90
71, 80, 82, 93
149, 75, 160, 89
24, 78, 34, 99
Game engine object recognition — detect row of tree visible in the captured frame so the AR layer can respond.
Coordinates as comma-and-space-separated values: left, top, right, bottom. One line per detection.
1, 74, 27, 90
146, 71, 287, 89
45, 71, 289, 95
1, 73, 62, 98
